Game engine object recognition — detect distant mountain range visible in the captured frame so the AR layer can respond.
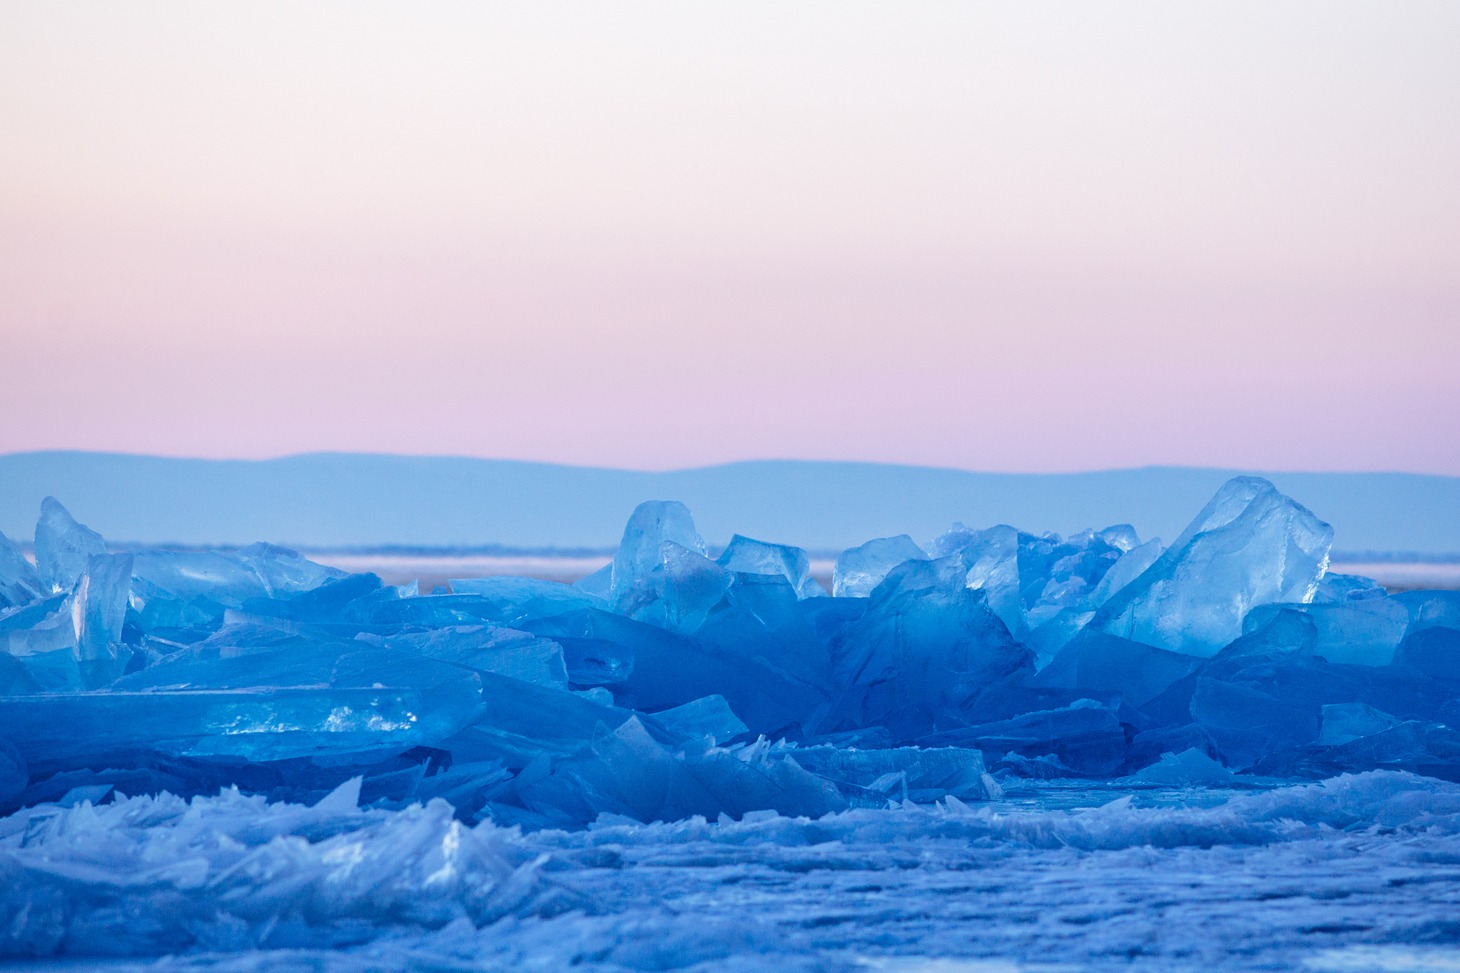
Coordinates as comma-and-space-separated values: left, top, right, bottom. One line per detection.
1, 451, 1456, 555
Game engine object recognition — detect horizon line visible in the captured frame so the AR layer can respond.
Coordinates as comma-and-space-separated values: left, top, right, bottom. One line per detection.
2, 448, 1456, 482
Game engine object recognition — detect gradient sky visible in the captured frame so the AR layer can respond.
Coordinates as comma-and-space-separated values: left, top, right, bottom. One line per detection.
2, 2, 1457, 473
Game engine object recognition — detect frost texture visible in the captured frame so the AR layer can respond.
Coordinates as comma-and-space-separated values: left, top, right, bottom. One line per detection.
1, 483, 1459, 969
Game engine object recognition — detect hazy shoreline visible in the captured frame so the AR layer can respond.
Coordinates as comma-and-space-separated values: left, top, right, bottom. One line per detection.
304, 551, 1460, 593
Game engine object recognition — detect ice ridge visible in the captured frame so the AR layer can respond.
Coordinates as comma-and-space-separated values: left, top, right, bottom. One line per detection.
2, 480, 1460, 968
0, 482, 1456, 825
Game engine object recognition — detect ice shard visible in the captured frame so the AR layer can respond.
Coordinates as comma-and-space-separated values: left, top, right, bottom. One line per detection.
33, 497, 106, 594
781, 743, 999, 803
1129, 747, 1233, 785
716, 534, 826, 599
363, 625, 571, 688
945, 525, 1026, 638
833, 534, 927, 598
1394, 591, 1460, 684
72, 552, 135, 688
512, 715, 848, 825
2, 659, 486, 772
606, 501, 730, 630
1031, 631, 1204, 708
826, 556, 1031, 742
1243, 596, 1410, 667
1089, 477, 1333, 656
642, 694, 748, 746
0, 530, 43, 609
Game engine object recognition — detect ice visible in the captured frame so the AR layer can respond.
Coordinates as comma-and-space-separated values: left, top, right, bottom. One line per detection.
33, 497, 107, 595
832, 534, 927, 597
1031, 631, 1204, 707
1396, 589, 1460, 633
1318, 703, 1403, 745
72, 553, 135, 687
936, 524, 1025, 636
716, 533, 826, 599
926, 522, 1142, 651
0, 595, 81, 688
0, 552, 134, 692
1, 476, 1454, 809
1087, 536, 1162, 605
437, 576, 604, 627
1243, 596, 1410, 666
1315, 572, 1387, 603
825, 555, 1031, 743
5, 666, 485, 770
516, 717, 850, 825
1091, 476, 1334, 656
929, 697, 1131, 777
7, 772, 1458, 969
780, 743, 1000, 803
129, 545, 345, 630
361, 625, 570, 688
1217, 604, 1317, 658
2, 476, 1460, 968
0, 742, 23, 805
0, 530, 42, 609
605, 501, 730, 630
643, 694, 748, 746
1397, 624, 1460, 684
1128, 747, 1233, 785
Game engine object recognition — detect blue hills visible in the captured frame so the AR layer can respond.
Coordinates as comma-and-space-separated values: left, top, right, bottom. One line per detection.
0, 450, 1456, 554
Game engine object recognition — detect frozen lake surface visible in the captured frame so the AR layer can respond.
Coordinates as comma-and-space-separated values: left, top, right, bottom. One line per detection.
4, 772, 1460, 972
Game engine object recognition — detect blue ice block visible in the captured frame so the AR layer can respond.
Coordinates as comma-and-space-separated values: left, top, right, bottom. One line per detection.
73, 553, 134, 687
780, 743, 998, 803
448, 577, 606, 628
716, 534, 826, 599
0, 530, 42, 609
1090, 477, 1334, 656
1243, 596, 1410, 667
826, 556, 1032, 742
927, 697, 1131, 777
513, 716, 845, 825
523, 608, 825, 738
33, 497, 105, 594
1, 673, 484, 771
363, 625, 570, 688
1317, 702, 1403, 745
1396, 624, 1460, 684
128, 545, 345, 631
833, 535, 927, 598
1396, 589, 1460, 634
607, 501, 726, 627
1031, 631, 1205, 708
641, 694, 748, 747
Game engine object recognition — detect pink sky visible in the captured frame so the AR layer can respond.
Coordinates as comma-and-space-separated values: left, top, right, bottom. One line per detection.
2, 2, 1458, 473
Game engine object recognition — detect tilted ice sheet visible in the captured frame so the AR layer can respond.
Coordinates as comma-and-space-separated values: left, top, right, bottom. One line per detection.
1092, 477, 1334, 657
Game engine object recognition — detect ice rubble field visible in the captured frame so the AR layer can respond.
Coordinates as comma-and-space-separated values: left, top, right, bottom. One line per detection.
3, 477, 1460, 970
